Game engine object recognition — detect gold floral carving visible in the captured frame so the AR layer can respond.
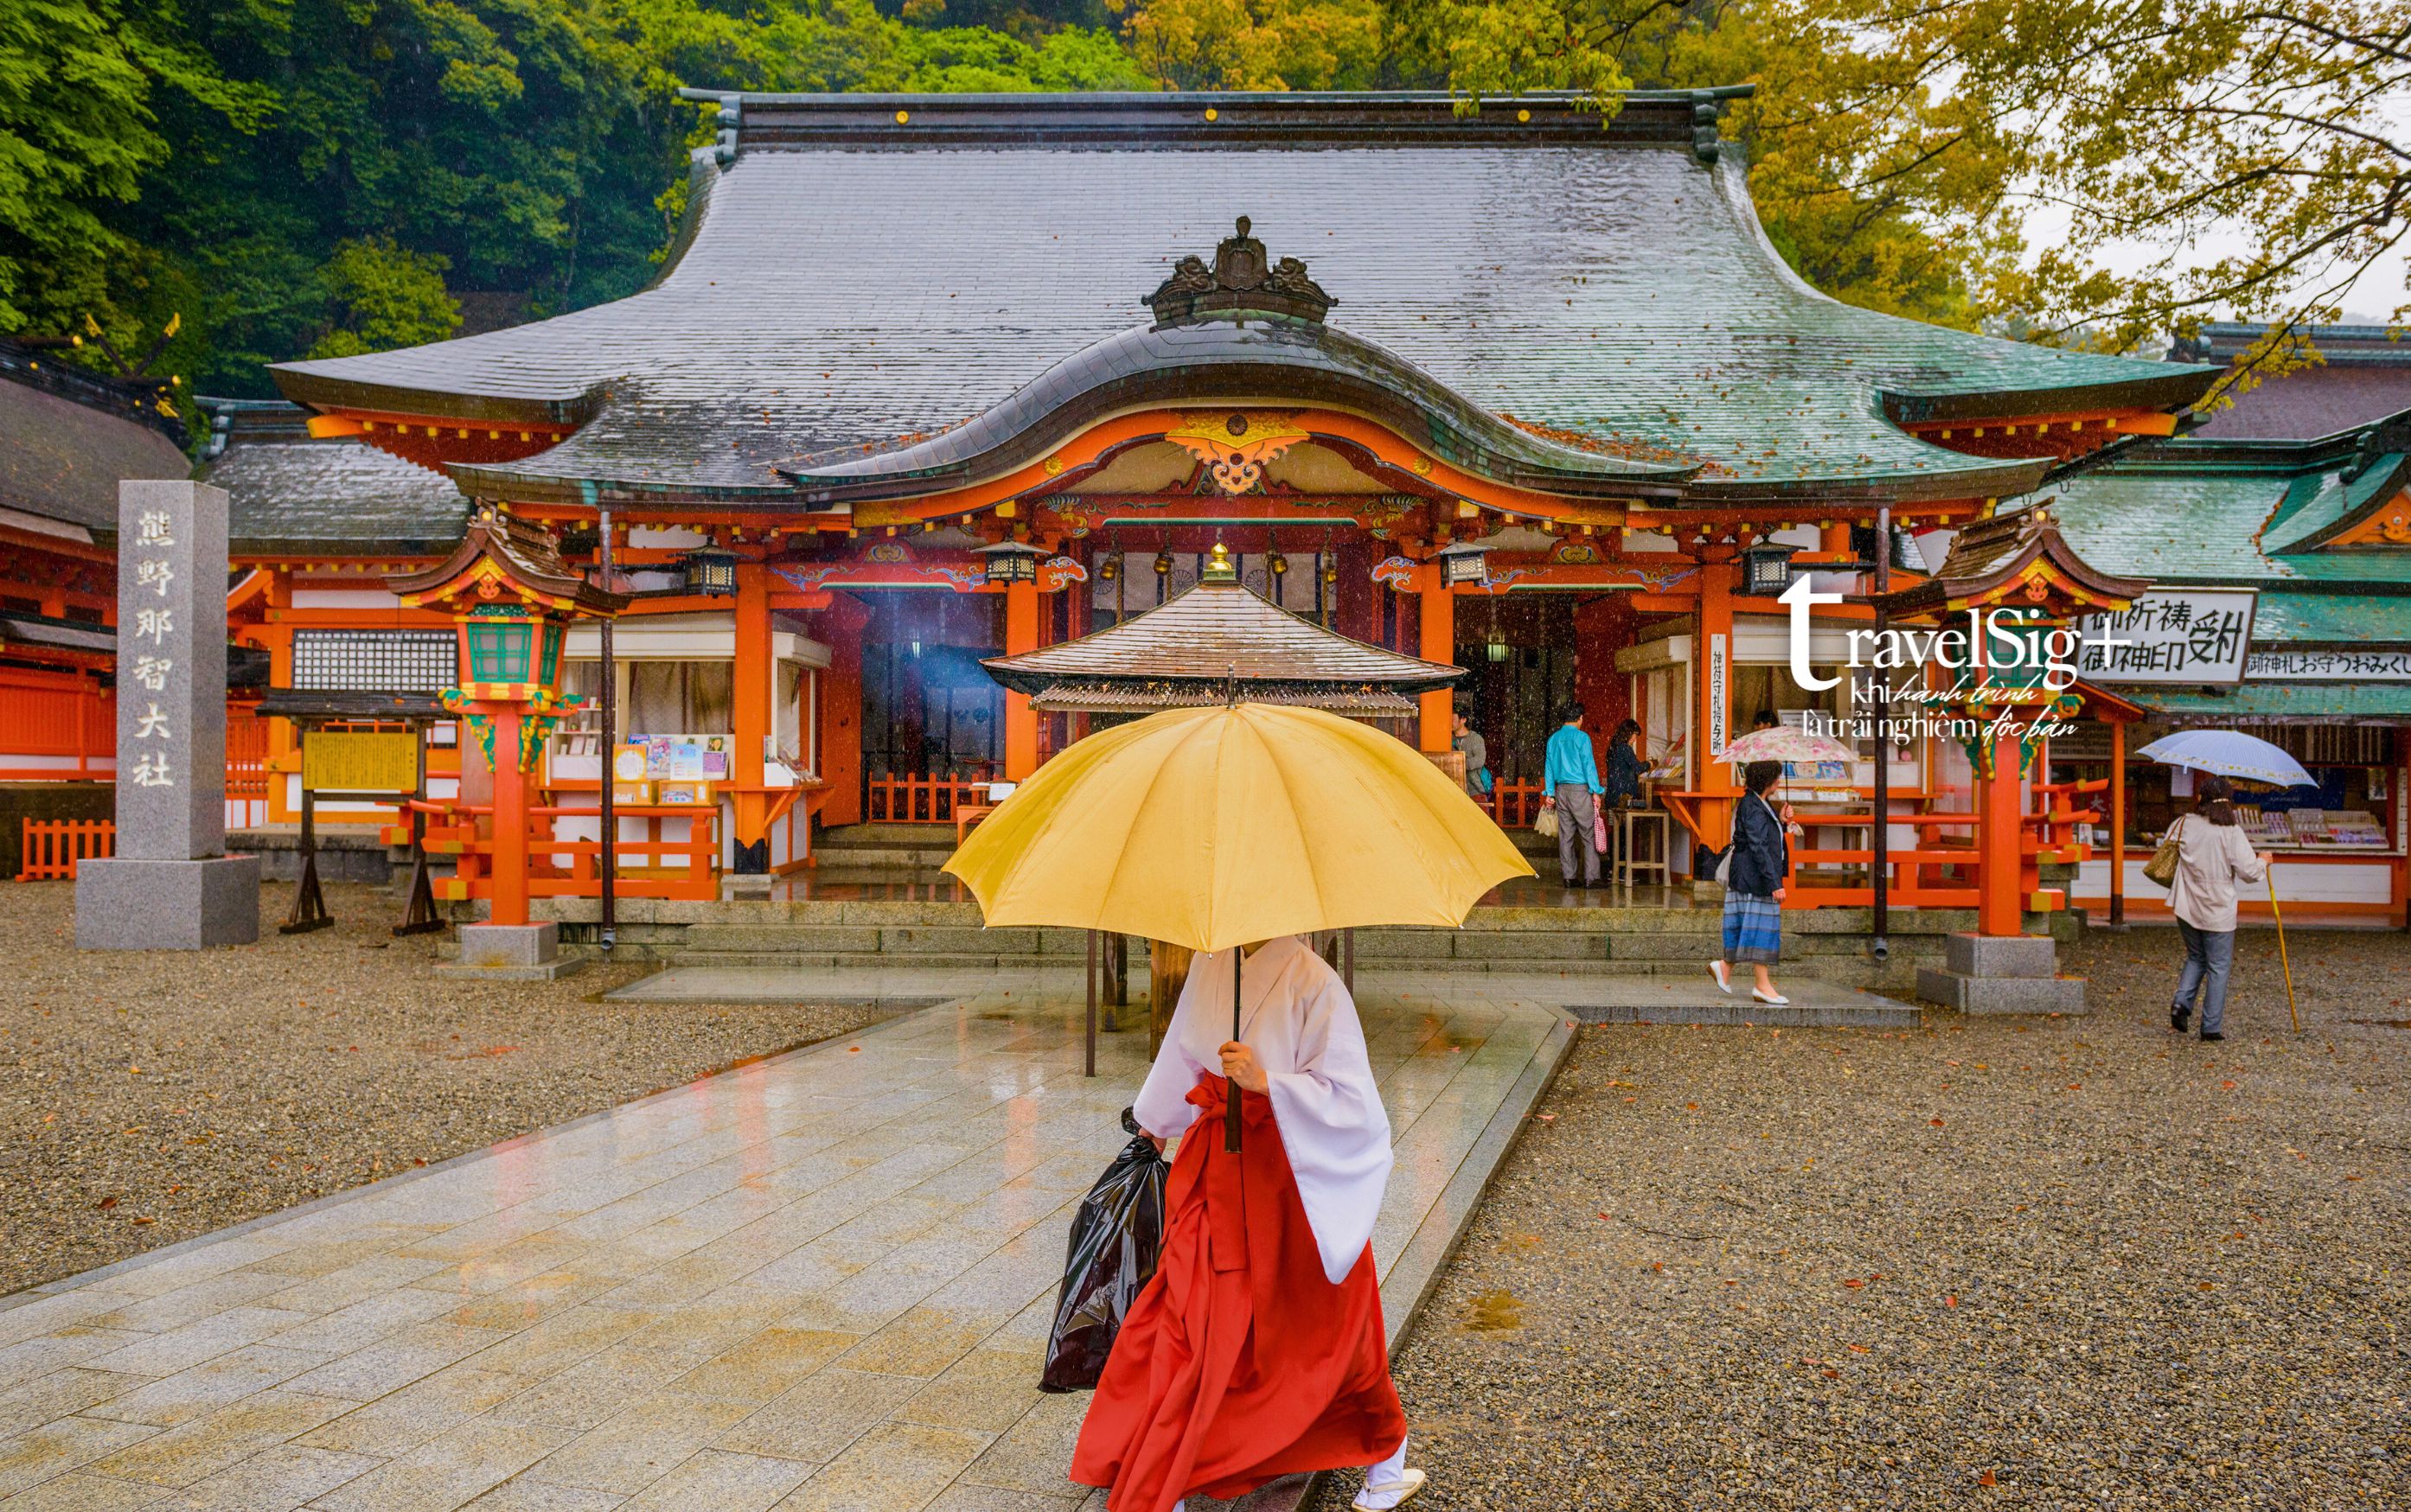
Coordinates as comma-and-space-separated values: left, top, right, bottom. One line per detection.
1164, 411, 1313, 494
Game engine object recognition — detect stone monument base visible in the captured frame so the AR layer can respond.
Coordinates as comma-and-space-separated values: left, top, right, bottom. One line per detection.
76, 855, 261, 950
438, 921, 583, 982
1915, 930, 2088, 1014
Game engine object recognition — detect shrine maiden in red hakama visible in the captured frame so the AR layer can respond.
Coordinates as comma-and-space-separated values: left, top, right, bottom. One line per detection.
1070, 935, 1423, 1512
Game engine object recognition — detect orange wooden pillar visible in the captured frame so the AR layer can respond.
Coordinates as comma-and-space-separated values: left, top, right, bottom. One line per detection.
815, 593, 868, 827
1976, 719, 2024, 935
1417, 562, 1455, 753
1003, 579, 1040, 779
2108, 719, 2126, 925
489, 708, 529, 927
730, 563, 776, 865
1692, 559, 1737, 845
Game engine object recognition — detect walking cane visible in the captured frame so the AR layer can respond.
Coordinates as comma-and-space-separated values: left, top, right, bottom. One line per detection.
2267, 877, 2299, 1034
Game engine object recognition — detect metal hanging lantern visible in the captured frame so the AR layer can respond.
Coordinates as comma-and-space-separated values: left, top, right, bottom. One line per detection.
979, 539, 1046, 585
1740, 539, 1798, 597
1434, 539, 1489, 588
681, 547, 741, 597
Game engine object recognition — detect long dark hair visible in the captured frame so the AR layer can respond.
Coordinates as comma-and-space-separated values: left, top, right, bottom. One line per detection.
2197, 774, 2237, 827
1612, 718, 1640, 746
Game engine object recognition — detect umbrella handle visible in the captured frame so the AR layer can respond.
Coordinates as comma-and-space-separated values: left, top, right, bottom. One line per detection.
1225, 948, 1244, 1153
2268, 875, 2299, 1034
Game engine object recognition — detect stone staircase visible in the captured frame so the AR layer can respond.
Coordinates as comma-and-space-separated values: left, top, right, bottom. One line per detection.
806, 822, 962, 880
563, 900, 1964, 994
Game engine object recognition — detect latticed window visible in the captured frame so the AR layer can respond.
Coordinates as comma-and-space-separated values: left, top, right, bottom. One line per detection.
292, 629, 456, 692
465, 622, 531, 683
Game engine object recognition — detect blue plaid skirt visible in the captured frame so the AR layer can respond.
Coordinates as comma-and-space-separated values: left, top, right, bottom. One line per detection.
1722, 890, 1782, 964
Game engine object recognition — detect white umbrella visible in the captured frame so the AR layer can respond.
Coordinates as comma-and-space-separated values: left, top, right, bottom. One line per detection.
2137, 727, 2306, 1030
2136, 730, 2316, 788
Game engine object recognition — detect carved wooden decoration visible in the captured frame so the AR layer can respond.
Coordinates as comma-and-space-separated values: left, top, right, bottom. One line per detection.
1164, 410, 1313, 494
1147, 215, 1334, 327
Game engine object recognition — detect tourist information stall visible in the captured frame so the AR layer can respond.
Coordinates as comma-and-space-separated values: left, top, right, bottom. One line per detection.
2049, 406, 2411, 922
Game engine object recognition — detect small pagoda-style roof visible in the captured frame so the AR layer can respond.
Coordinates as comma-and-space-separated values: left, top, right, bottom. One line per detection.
387, 503, 627, 616
982, 563, 1460, 717
1873, 503, 2151, 619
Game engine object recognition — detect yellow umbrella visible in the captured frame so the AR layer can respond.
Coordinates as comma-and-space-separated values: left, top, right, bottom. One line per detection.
944, 701, 1533, 1147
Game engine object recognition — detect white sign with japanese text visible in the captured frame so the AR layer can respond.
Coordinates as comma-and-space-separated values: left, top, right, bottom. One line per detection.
2075, 590, 2258, 686
2247, 648, 2411, 682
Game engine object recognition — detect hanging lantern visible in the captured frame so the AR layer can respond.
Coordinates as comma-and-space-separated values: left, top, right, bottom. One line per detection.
1434, 539, 1488, 588
978, 539, 1046, 585
1098, 554, 1118, 582
680, 547, 740, 598
1486, 633, 1510, 663
1154, 545, 1175, 577
1740, 539, 1798, 597
1268, 549, 1289, 577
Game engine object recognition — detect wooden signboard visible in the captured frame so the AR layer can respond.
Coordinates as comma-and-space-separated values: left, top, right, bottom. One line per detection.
302, 730, 419, 794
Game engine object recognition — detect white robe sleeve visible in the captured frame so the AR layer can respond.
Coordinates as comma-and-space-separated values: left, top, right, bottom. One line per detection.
1263, 967, 1394, 1285
1131, 962, 1210, 1141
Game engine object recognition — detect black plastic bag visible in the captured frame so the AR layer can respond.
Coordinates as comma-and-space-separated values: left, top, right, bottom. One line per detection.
1039, 1107, 1168, 1393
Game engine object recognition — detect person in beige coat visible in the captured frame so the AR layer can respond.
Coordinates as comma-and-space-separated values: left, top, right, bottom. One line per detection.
2166, 775, 2270, 1042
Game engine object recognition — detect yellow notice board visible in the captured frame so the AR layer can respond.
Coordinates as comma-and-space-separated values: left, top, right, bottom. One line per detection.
303, 731, 419, 794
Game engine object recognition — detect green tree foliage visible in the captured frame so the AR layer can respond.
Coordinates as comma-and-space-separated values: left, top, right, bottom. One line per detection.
307, 238, 464, 360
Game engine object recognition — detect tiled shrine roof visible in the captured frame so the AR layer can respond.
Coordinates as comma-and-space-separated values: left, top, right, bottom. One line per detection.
272, 91, 2211, 508
200, 400, 471, 557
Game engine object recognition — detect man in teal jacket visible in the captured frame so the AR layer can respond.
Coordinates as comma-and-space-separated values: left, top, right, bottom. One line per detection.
1544, 703, 1605, 887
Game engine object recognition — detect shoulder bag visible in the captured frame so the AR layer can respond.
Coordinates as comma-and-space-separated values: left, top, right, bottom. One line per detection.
2143, 814, 2186, 889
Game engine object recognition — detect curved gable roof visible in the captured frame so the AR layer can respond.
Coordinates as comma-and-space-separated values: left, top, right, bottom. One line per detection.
272, 91, 2211, 507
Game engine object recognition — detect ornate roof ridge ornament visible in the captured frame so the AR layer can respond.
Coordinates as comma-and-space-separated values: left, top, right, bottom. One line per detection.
1148, 216, 1334, 329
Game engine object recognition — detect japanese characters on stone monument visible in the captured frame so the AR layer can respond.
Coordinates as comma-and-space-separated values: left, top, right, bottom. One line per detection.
75, 481, 260, 948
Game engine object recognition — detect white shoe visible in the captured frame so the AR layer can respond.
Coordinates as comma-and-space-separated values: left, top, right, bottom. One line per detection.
1354, 1467, 1428, 1510
1751, 986, 1788, 1005
1709, 960, 1732, 995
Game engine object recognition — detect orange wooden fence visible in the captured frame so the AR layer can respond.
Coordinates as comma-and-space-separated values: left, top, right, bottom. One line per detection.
866, 774, 988, 824
409, 801, 721, 903
16, 820, 113, 881
0, 669, 112, 780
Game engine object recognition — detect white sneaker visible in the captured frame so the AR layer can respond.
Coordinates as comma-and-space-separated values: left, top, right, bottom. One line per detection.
1709, 960, 1732, 995
1354, 1467, 1428, 1510
1751, 986, 1788, 1005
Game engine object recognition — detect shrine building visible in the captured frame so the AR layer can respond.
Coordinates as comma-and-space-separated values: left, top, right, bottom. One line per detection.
135, 90, 2411, 938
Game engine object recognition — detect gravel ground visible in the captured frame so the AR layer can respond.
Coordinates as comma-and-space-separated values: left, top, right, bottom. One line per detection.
1314, 925, 2411, 1510
1, 880, 885, 1296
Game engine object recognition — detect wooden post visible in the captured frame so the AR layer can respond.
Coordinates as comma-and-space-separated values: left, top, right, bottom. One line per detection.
1084, 928, 1098, 1078
2108, 718, 2126, 925
1418, 561, 1455, 753
732, 562, 774, 870
1003, 578, 1040, 779
1692, 559, 1737, 847
1148, 939, 1193, 1056
489, 708, 529, 927
280, 773, 332, 935
1976, 720, 2024, 935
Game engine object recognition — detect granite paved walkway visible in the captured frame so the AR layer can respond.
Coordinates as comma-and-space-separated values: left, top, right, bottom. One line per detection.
0, 970, 1570, 1512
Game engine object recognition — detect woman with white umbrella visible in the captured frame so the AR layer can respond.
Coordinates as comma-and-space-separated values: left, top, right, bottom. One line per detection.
2139, 730, 2305, 1041
2161, 775, 2270, 1042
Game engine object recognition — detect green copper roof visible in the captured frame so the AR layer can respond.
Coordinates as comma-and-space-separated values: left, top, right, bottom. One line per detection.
2142, 682, 2411, 723
2252, 591, 2411, 643
2047, 421, 2411, 588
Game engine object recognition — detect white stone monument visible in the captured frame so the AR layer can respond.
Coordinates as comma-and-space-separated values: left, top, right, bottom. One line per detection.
76, 481, 260, 948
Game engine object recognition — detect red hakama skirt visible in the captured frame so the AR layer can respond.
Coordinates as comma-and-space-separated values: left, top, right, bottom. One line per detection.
1070, 1073, 1404, 1512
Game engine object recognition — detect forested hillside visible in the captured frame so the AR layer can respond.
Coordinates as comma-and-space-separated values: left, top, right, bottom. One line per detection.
3, 0, 2394, 417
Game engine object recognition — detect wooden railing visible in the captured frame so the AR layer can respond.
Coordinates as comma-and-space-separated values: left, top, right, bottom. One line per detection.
1484, 780, 1547, 828
16, 819, 112, 881
1781, 812, 1983, 909
408, 801, 720, 903
867, 773, 988, 824
2027, 777, 2107, 860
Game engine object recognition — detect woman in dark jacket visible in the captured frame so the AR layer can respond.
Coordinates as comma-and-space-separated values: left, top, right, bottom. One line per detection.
1603, 718, 1644, 809
1710, 760, 1791, 1005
